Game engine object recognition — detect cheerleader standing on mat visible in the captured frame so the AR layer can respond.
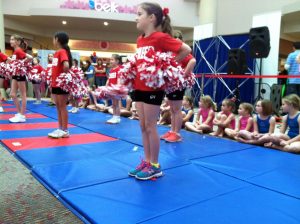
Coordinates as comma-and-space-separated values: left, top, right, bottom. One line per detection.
106, 54, 122, 124
161, 32, 196, 142
48, 32, 72, 138
128, 2, 191, 180
0, 50, 8, 112
8, 35, 33, 123
30, 57, 44, 104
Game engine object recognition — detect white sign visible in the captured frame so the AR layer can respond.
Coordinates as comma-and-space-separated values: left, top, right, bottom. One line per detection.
95, 1, 119, 13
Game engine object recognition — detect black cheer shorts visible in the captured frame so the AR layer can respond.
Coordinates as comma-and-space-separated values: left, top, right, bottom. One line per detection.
166, 89, 185, 101
51, 87, 69, 95
12, 75, 26, 82
134, 90, 165, 105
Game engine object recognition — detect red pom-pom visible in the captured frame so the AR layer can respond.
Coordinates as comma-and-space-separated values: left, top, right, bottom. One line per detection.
28, 67, 43, 83
93, 84, 128, 100
9, 60, 32, 78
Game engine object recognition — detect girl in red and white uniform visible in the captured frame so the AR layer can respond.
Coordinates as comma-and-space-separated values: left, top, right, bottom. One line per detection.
30, 57, 44, 104
0, 50, 8, 112
8, 35, 33, 123
105, 54, 123, 124
128, 2, 191, 180
48, 32, 72, 138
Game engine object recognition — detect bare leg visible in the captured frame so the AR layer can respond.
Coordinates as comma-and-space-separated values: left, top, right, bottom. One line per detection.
10, 79, 21, 114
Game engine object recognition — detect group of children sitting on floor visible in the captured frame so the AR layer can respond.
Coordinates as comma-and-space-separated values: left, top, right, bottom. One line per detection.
69, 83, 300, 154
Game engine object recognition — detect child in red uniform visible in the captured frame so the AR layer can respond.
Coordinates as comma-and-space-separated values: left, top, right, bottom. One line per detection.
106, 54, 122, 124
0, 50, 8, 112
128, 2, 191, 180
161, 31, 197, 142
31, 57, 44, 104
48, 32, 72, 138
8, 35, 33, 123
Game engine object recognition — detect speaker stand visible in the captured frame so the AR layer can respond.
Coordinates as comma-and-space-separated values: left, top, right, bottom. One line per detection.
255, 58, 263, 102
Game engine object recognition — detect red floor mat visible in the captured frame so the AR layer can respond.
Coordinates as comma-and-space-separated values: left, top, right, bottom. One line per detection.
0, 122, 74, 131
0, 114, 46, 120
2, 133, 117, 152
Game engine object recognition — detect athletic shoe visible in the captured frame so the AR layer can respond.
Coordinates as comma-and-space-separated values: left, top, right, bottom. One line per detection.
9, 114, 26, 123
106, 116, 121, 124
160, 131, 172, 140
0, 106, 3, 112
48, 129, 61, 138
165, 132, 182, 143
33, 100, 41, 104
48, 129, 70, 138
71, 107, 79, 113
128, 160, 150, 177
135, 164, 163, 180
68, 107, 74, 112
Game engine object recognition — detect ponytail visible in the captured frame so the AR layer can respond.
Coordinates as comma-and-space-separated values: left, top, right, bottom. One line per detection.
11, 34, 28, 51
161, 14, 173, 36
62, 44, 73, 68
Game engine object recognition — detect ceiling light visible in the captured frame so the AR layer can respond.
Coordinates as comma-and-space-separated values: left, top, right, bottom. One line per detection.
62, 20, 67, 25
104, 21, 109, 26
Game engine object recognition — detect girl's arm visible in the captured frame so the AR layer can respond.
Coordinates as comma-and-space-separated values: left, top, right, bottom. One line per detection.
203, 110, 214, 125
287, 116, 300, 144
175, 43, 191, 62
245, 117, 253, 131
63, 61, 70, 72
95, 67, 106, 73
25, 53, 33, 61
280, 115, 288, 134
184, 58, 196, 75
253, 115, 259, 135
235, 117, 241, 131
183, 110, 194, 122
219, 114, 235, 128
268, 116, 276, 134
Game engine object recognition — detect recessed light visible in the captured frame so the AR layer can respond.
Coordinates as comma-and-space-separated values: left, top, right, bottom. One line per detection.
104, 21, 109, 26
62, 20, 67, 25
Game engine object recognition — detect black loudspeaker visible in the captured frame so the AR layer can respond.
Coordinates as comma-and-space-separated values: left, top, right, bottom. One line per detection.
249, 26, 270, 58
227, 49, 247, 74
270, 84, 282, 115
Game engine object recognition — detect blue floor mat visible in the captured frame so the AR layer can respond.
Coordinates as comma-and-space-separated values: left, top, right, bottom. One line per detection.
60, 164, 248, 224
1, 127, 91, 140
248, 165, 300, 199
31, 141, 189, 194
140, 185, 300, 224
193, 146, 300, 179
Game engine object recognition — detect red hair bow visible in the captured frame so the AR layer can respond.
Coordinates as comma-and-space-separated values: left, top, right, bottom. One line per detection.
163, 8, 169, 16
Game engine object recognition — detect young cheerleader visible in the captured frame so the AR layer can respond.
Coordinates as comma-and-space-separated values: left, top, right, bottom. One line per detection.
225, 102, 254, 139
8, 35, 33, 123
106, 54, 122, 124
68, 59, 81, 113
30, 57, 44, 104
160, 31, 197, 142
185, 95, 215, 134
0, 50, 8, 112
236, 99, 275, 144
210, 99, 236, 137
48, 32, 72, 138
128, 2, 191, 180
262, 94, 300, 152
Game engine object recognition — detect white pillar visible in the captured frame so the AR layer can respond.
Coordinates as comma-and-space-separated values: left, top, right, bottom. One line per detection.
198, 0, 217, 35
0, 0, 4, 51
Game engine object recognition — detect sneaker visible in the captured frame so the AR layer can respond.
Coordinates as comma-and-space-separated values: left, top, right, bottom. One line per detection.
33, 100, 41, 104
135, 164, 163, 180
0, 106, 3, 112
165, 132, 182, 143
48, 102, 55, 106
9, 114, 26, 123
49, 129, 70, 138
128, 160, 150, 177
106, 116, 120, 124
160, 131, 172, 140
68, 107, 74, 112
71, 107, 79, 113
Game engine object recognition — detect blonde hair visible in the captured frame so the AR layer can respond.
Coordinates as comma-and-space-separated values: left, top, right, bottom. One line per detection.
200, 95, 216, 111
183, 95, 193, 109
259, 99, 273, 116
282, 94, 300, 110
240, 102, 254, 115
